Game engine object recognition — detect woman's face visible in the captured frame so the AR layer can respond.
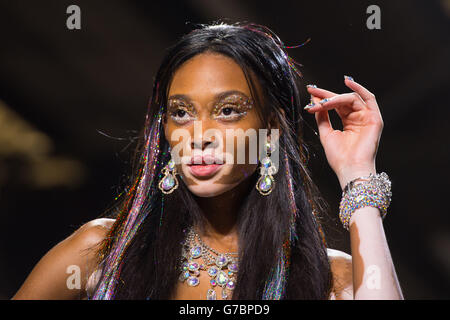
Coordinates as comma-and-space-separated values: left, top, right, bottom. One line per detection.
163, 52, 267, 197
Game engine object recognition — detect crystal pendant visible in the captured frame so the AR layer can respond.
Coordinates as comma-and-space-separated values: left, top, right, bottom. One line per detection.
215, 255, 228, 268
188, 262, 199, 271
187, 276, 199, 287
256, 174, 274, 194
207, 266, 219, 277
226, 280, 235, 290
206, 289, 217, 300
221, 287, 228, 299
216, 271, 229, 286
228, 263, 238, 273
161, 174, 175, 191
190, 246, 202, 258
261, 157, 272, 168
167, 159, 175, 171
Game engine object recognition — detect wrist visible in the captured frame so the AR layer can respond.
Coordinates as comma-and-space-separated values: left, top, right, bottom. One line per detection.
349, 206, 382, 231
337, 166, 377, 191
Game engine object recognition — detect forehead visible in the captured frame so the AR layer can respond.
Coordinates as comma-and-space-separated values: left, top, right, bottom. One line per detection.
168, 53, 252, 99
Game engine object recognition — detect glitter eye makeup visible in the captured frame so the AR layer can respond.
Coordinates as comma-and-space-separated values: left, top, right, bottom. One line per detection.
167, 98, 197, 124
166, 93, 253, 124
212, 94, 253, 121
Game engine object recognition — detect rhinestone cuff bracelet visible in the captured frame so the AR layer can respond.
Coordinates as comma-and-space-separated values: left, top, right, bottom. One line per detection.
339, 172, 392, 231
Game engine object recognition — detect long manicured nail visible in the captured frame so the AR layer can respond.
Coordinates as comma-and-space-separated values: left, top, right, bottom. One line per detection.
304, 102, 315, 110
306, 84, 317, 89
344, 75, 354, 81
319, 98, 331, 104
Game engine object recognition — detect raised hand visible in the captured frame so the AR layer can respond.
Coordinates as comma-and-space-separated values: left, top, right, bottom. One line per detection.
304, 76, 384, 190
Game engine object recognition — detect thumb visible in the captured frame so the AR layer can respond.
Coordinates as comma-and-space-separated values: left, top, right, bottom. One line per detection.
315, 109, 333, 140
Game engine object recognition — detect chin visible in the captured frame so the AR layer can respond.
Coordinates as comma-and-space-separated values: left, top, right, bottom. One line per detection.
179, 163, 244, 198
186, 181, 240, 198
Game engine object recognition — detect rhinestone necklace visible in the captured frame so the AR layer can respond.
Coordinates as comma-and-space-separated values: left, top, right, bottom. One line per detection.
178, 227, 239, 300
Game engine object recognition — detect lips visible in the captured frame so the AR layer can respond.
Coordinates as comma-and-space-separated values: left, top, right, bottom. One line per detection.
189, 154, 224, 165
187, 154, 224, 177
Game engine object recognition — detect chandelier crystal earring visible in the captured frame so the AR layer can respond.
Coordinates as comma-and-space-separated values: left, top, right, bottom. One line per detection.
158, 152, 179, 194
256, 138, 276, 195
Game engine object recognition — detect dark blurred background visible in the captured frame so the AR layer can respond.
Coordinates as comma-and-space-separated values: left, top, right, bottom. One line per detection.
0, 0, 449, 299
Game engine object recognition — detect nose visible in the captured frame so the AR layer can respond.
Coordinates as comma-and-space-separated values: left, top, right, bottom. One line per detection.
191, 138, 214, 151
191, 120, 218, 151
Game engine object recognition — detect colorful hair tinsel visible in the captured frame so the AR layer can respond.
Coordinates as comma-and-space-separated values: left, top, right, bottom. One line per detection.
242, 23, 309, 79
92, 109, 164, 299
262, 148, 297, 299
282, 37, 311, 76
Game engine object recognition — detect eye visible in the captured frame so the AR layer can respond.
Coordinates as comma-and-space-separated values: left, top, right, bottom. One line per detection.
215, 105, 246, 121
176, 110, 187, 117
222, 107, 234, 116
169, 108, 195, 124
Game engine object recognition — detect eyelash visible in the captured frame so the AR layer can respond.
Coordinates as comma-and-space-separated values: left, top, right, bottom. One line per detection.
169, 105, 246, 124
169, 109, 195, 124
213, 105, 247, 121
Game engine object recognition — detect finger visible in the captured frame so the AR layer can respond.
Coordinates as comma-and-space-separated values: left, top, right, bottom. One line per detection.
315, 109, 334, 139
306, 85, 338, 99
304, 85, 338, 112
305, 95, 348, 126
343, 76, 377, 107
314, 92, 366, 113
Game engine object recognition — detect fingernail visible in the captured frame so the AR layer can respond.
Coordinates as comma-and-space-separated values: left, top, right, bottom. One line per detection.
306, 84, 317, 89
344, 75, 354, 81
304, 102, 315, 110
319, 98, 330, 104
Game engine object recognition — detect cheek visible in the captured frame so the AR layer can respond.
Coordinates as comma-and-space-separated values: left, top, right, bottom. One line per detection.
223, 124, 263, 168
165, 123, 193, 159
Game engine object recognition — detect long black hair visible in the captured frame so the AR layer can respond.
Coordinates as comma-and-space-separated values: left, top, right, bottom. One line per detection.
92, 22, 333, 300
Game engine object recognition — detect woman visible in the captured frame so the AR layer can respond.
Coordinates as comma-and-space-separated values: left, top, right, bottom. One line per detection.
12, 22, 403, 300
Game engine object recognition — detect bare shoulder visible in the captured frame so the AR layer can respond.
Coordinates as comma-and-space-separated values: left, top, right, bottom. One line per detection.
64, 217, 117, 271
327, 248, 353, 300
327, 248, 352, 261
68, 218, 116, 246
12, 218, 116, 300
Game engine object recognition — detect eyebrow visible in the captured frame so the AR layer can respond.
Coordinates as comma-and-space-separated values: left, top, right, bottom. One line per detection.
167, 94, 192, 102
167, 90, 251, 103
215, 90, 251, 101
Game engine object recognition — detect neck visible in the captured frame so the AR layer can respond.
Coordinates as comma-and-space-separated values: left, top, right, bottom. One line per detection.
192, 176, 253, 250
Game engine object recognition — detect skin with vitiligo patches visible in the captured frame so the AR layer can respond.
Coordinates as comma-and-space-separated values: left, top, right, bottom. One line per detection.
163, 52, 272, 300
163, 52, 267, 199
